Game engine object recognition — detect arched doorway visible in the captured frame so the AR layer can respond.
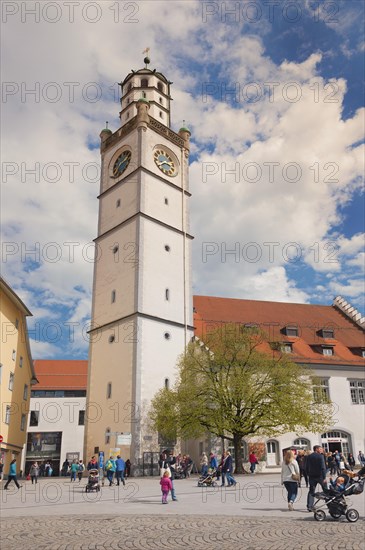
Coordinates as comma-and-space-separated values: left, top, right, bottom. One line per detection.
266, 440, 279, 466
321, 431, 352, 457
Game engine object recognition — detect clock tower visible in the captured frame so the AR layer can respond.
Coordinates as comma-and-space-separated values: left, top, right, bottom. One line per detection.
84, 57, 193, 472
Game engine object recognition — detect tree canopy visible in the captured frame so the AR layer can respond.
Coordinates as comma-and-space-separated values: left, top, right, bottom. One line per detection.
150, 324, 333, 472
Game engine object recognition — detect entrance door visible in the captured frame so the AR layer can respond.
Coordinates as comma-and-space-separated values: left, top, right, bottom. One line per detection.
321, 431, 351, 458
267, 441, 278, 466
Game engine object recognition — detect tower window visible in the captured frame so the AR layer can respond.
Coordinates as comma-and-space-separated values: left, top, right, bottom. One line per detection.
9, 372, 14, 391
109, 335, 115, 343
157, 82, 164, 93
164, 197, 168, 205
159, 97, 163, 104
105, 427, 111, 444
164, 245, 170, 252
159, 111, 163, 118
127, 83, 132, 92
164, 378, 170, 390
164, 332, 171, 340
142, 91, 146, 98
111, 290, 116, 303
113, 245, 119, 254
126, 112, 130, 120
127, 98, 130, 104
165, 289, 170, 301
15, 318, 19, 329
12, 350, 16, 361
19, 356, 23, 368
141, 78, 148, 87
107, 383, 112, 399
116, 199, 121, 208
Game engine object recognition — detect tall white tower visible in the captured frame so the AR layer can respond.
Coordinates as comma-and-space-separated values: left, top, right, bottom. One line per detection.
84, 56, 193, 472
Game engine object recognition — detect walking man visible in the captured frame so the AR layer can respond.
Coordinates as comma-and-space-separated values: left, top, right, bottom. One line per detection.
115, 455, 126, 486
306, 445, 327, 512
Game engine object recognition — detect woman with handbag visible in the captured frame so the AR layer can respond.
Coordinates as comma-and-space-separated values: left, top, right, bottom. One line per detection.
281, 450, 300, 511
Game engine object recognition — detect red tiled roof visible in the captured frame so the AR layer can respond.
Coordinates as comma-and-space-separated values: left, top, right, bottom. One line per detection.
33, 360, 88, 389
193, 296, 365, 367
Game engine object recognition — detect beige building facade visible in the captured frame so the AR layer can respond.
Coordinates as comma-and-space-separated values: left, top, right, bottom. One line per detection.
0, 277, 37, 475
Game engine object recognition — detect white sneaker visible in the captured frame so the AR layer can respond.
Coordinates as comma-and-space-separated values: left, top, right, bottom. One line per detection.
288, 502, 294, 511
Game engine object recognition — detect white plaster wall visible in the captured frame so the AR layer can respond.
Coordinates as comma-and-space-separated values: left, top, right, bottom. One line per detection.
141, 171, 183, 230
99, 175, 139, 236
26, 397, 86, 465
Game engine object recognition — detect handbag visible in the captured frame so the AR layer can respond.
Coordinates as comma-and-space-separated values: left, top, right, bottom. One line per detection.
289, 463, 300, 481
160, 466, 171, 478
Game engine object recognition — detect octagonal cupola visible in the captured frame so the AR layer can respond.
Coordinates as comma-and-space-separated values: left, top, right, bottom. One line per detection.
119, 54, 172, 128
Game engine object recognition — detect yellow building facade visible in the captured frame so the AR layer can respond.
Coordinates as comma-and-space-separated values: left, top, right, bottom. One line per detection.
0, 277, 37, 475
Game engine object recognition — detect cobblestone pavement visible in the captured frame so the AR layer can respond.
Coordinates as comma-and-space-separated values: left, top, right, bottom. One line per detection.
1, 514, 364, 550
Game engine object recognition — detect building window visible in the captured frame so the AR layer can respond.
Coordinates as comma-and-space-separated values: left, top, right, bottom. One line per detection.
281, 344, 292, 354
361, 350, 365, 358
19, 356, 23, 368
284, 326, 298, 337
5, 405, 11, 425
111, 290, 116, 303
116, 199, 121, 207
30, 411, 39, 426
322, 347, 333, 356
113, 245, 119, 255
349, 380, 365, 404
126, 111, 130, 119
105, 428, 111, 445
165, 288, 169, 301
313, 378, 330, 403
322, 328, 335, 339
109, 335, 115, 343
78, 410, 85, 425
159, 97, 163, 104
164, 197, 168, 205
12, 350, 16, 361
21, 414, 26, 431
9, 372, 14, 391
165, 245, 170, 252
141, 78, 148, 87
293, 438, 310, 449
164, 378, 170, 390
23, 384, 28, 400
159, 111, 163, 118
15, 318, 19, 329
157, 82, 164, 93
107, 382, 112, 399
127, 82, 132, 92
164, 332, 171, 340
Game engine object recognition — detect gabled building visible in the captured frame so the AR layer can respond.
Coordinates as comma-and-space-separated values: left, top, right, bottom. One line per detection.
25, 359, 87, 475
0, 277, 37, 473
190, 295, 365, 468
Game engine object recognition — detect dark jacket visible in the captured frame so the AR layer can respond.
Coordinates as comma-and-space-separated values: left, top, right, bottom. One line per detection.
305, 452, 326, 479
165, 456, 177, 480
222, 454, 233, 473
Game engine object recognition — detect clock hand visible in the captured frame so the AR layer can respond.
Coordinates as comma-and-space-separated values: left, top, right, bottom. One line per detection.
157, 160, 172, 167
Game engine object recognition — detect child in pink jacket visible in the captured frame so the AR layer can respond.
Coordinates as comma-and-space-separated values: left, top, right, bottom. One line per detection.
160, 471, 172, 504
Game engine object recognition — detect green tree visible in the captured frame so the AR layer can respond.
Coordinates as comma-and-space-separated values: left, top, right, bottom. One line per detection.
150, 324, 333, 473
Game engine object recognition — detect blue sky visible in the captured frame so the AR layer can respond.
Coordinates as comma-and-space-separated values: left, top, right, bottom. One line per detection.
1, 0, 364, 359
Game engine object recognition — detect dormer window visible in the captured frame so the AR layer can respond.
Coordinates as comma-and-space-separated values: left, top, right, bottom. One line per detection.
322, 346, 334, 356
157, 82, 164, 93
141, 78, 148, 87
283, 326, 298, 337
319, 328, 335, 339
281, 343, 293, 354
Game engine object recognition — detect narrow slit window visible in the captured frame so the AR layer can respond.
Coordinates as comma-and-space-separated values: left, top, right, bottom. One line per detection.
111, 290, 116, 303
165, 289, 169, 301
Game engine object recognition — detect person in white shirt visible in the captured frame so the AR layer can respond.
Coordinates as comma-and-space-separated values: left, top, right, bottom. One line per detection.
281, 450, 300, 511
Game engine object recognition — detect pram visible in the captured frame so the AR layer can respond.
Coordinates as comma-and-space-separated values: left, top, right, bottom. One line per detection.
85, 468, 100, 492
312, 474, 364, 522
197, 468, 219, 487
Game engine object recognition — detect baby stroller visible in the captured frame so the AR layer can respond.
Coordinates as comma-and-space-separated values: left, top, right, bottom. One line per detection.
197, 468, 219, 487
85, 469, 100, 492
174, 465, 185, 480
312, 474, 364, 522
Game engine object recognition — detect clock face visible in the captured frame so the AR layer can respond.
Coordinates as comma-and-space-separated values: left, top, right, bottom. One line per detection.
113, 150, 131, 177
154, 149, 177, 177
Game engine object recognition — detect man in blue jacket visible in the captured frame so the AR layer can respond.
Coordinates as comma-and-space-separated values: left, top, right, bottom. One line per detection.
115, 455, 126, 486
305, 445, 327, 511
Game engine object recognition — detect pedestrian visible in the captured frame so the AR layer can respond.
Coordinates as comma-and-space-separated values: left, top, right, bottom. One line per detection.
4, 459, 22, 490
165, 450, 178, 501
222, 451, 236, 487
39, 462, 45, 477
296, 451, 309, 487
160, 470, 172, 504
0, 459, 4, 481
30, 461, 39, 484
105, 457, 116, 486
249, 451, 258, 474
358, 451, 365, 466
200, 452, 208, 476
87, 455, 98, 471
115, 455, 126, 486
125, 459, 131, 478
305, 445, 327, 512
281, 450, 300, 511
61, 459, 70, 476
348, 453, 355, 471
70, 460, 79, 482
77, 460, 85, 482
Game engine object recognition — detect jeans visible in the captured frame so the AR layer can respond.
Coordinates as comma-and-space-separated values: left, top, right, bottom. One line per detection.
4, 475, 20, 489
31, 475, 38, 484
116, 470, 125, 485
300, 469, 308, 486
307, 477, 326, 509
283, 481, 298, 503
106, 470, 114, 485
201, 465, 208, 476
170, 479, 177, 500
250, 463, 256, 474
226, 472, 236, 486
70, 471, 76, 482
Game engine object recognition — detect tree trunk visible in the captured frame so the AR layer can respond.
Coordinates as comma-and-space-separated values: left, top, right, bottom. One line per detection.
233, 433, 244, 474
